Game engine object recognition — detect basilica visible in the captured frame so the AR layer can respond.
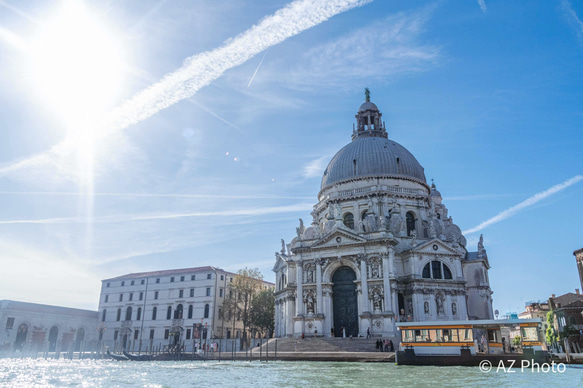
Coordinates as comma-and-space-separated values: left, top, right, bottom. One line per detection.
273, 93, 494, 338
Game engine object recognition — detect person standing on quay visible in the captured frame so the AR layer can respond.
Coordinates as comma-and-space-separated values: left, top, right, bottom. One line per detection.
367, 327, 371, 338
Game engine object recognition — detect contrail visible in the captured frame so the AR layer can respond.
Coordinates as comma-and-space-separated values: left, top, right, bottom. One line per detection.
248, 50, 268, 87
0, 203, 314, 225
0, 0, 372, 178
463, 175, 583, 234
0, 191, 313, 200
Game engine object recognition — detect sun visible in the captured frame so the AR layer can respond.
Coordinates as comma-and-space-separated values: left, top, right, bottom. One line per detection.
30, 0, 125, 134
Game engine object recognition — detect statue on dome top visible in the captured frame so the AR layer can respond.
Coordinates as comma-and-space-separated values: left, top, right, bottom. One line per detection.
365, 87, 371, 102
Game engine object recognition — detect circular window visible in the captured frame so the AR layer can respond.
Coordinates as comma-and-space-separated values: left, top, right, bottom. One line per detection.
336, 237, 342, 243
432, 244, 438, 251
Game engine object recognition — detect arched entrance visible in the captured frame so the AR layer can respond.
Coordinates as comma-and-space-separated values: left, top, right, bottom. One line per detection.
14, 324, 28, 351
332, 267, 358, 337
75, 328, 85, 351
48, 326, 59, 352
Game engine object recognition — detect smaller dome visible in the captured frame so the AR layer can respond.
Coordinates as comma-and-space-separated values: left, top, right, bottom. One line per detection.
359, 101, 378, 112
430, 182, 442, 197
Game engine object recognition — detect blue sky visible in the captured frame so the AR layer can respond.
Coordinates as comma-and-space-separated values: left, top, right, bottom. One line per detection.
0, 0, 582, 314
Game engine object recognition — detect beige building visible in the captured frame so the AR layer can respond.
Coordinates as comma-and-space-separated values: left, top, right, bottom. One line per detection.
574, 248, 583, 291
98, 266, 274, 352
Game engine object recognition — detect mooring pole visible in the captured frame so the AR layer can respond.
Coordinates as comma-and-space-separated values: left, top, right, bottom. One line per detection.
274, 339, 277, 361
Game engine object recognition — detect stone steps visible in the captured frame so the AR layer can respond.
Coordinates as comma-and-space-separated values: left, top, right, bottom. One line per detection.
253, 337, 398, 353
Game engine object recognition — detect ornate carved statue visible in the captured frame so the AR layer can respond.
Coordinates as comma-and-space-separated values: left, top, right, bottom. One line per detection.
436, 294, 445, 315
306, 294, 315, 314
410, 229, 417, 245
424, 301, 430, 314
452, 303, 457, 315
428, 219, 436, 238
372, 291, 383, 312
306, 267, 314, 283
478, 234, 484, 250
280, 239, 286, 255
335, 202, 342, 220
296, 218, 306, 238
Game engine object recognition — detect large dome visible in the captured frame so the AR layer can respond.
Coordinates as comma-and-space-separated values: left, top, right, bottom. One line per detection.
321, 136, 426, 189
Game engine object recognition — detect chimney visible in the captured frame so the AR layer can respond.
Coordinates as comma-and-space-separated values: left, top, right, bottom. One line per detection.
551, 294, 556, 299
576, 289, 580, 295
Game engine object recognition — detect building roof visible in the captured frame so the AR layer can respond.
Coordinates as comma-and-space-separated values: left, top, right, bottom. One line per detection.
104, 266, 228, 281
555, 300, 583, 311
0, 300, 98, 318
103, 266, 274, 285
321, 136, 426, 189
549, 292, 583, 308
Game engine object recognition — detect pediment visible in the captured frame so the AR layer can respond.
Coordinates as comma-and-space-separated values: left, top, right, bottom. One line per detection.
272, 254, 288, 272
311, 228, 367, 248
409, 239, 461, 256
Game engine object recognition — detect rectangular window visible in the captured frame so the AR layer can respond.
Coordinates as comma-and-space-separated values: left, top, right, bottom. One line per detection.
230, 278, 233, 283
139, 292, 143, 301
220, 275, 224, 281
156, 278, 160, 284
6, 318, 14, 329
105, 295, 109, 303
141, 279, 145, 285
170, 277, 175, 283
154, 291, 159, 300
114, 330, 119, 341
191, 275, 195, 281
121, 281, 125, 286
164, 329, 169, 340
134, 330, 139, 340
119, 294, 123, 302
150, 329, 155, 339
131, 280, 135, 286
180, 276, 185, 282
220, 288, 223, 297
206, 288, 211, 297
229, 290, 233, 299
129, 293, 133, 301
186, 329, 191, 340
190, 289, 194, 297
107, 282, 110, 288
218, 309, 222, 319
179, 290, 184, 298
207, 274, 212, 280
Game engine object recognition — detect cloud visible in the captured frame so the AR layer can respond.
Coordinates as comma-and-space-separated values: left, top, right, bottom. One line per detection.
0, 0, 372, 182
303, 154, 332, 178
463, 175, 583, 234
561, 0, 583, 45
478, 0, 487, 14
288, 6, 440, 89
0, 191, 312, 200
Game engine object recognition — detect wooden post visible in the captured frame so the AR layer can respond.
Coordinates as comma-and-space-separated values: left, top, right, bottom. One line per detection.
274, 339, 277, 361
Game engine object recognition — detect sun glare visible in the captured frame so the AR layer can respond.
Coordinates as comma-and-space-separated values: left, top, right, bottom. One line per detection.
30, 0, 124, 132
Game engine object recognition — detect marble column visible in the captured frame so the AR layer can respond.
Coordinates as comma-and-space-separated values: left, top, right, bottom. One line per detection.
316, 259, 323, 314
296, 260, 303, 316
360, 256, 370, 312
382, 250, 392, 313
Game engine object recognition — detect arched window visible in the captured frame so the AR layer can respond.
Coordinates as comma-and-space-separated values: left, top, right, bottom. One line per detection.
174, 304, 183, 319
204, 304, 210, 319
167, 306, 172, 320
152, 307, 157, 320
343, 213, 354, 229
188, 305, 193, 319
443, 265, 452, 280
116, 308, 121, 321
125, 306, 132, 321
137, 307, 142, 321
102, 309, 106, 322
406, 212, 415, 236
422, 261, 453, 280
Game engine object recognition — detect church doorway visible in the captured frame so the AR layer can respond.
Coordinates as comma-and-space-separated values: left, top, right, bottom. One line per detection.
14, 324, 28, 351
332, 266, 359, 337
48, 326, 59, 352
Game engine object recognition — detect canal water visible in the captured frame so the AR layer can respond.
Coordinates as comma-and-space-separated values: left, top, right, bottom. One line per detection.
0, 359, 581, 387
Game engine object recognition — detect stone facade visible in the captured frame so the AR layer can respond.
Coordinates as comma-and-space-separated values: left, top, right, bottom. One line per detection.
273, 97, 493, 338
0, 300, 98, 355
98, 266, 274, 352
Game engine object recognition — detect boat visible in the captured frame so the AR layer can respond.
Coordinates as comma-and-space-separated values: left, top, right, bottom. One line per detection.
106, 350, 129, 361
123, 351, 156, 361
395, 318, 549, 367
